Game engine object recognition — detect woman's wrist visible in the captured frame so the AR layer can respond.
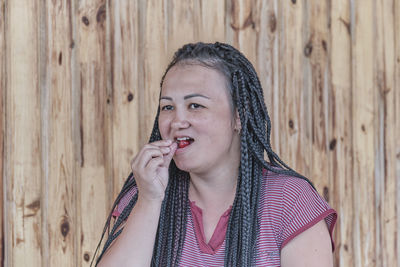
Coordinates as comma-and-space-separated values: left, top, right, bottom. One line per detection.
135, 196, 164, 211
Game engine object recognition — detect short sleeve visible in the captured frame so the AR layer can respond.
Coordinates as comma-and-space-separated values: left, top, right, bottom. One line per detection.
112, 185, 138, 218
279, 178, 337, 251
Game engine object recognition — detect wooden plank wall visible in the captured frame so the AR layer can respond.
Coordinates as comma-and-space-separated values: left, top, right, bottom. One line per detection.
1, 0, 399, 266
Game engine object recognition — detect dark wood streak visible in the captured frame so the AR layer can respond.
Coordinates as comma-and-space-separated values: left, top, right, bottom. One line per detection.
96, 4, 106, 24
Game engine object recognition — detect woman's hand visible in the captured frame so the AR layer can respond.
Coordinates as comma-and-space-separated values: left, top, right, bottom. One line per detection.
98, 139, 177, 267
130, 139, 177, 202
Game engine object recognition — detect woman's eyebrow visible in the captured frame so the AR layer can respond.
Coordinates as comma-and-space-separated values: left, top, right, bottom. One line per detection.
160, 94, 210, 101
184, 93, 210, 100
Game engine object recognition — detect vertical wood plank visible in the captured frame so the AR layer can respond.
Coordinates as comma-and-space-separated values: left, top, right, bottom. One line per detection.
278, 0, 311, 177
196, 0, 225, 42
228, 0, 257, 64
395, 0, 400, 265
329, 0, 353, 266
352, 0, 376, 266
374, 1, 397, 266
109, 0, 140, 200
44, 1, 75, 266
139, 0, 167, 144
0, 0, 5, 264
252, 0, 280, 153
76, 1, 112, 265
5, 1, 42, 266
306, 0, 330, 195
166, 0, 196, 55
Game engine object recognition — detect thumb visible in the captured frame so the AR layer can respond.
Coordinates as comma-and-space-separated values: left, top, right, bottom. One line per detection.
163, 142, 177, 167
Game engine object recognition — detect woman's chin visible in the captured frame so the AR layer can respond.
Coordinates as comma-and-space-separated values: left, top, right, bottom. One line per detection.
173, 159, 195, 173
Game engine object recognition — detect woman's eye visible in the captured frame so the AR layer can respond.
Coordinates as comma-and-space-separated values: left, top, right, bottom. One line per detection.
161, 105, 173, 111
189, 103, 203, 109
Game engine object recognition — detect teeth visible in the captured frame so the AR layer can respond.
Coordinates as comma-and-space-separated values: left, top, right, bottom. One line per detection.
176, 137, 191, 141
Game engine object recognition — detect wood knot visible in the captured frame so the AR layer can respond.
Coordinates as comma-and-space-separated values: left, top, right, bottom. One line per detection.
230, 13, 254, 31
329, 138, 337, 150
127, 92, 134, 102
304, 42, 313, 57
81, 16, 89, 26
361, 124, 366, 132
344, 244, 348, 251
60, 219, 70, 238
291, 0, 296, 4
83, 252, 90, 262
106, 98, 111, 104
322, 40, 327, 52
97, 4, 106, 24
269, 12, 277, 33
288, 119, 294, 129
26, 199, 40, 212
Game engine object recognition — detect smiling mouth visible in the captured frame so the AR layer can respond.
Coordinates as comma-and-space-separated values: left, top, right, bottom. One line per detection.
176, 137, 194, 149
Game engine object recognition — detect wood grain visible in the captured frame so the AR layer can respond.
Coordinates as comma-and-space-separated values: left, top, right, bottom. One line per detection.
2, 1, 399, 266
76, 0, 111, 266
0, 0, 5, 264
229, 0, 257, 65
139, 0, 167, 144
166, 0, 196, 54
196, 0, 225, 42
5, 1, 42, 266
278, 0, 312, 178
109, 0, 141, 202
44, 1, 76, 266
375, 1, 397, 266
352, 1, 376, 266
395, 0, 400, 265
306, 0, 330, 194
329, 1, 353, 266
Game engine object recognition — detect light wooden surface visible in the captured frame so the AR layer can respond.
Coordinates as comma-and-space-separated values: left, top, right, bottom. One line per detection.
0, 0, 5, 264
1, 1, 399, 266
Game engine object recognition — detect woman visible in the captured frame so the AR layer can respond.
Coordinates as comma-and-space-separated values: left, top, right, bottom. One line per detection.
94, 42, 337, 266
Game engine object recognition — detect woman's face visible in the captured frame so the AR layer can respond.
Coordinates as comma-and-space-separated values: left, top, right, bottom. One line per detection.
159, 64, 241, 174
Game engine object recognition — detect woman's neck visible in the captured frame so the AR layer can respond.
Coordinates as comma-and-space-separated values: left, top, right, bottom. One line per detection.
188, 166, 238, 210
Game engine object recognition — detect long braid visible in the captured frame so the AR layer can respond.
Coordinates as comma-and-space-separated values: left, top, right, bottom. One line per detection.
94, 42, 314, 266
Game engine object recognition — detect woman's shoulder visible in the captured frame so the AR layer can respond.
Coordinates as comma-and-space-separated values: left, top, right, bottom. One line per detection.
261, 167, 315, 198
260, 167, 337, 251
260, 166, 334, 220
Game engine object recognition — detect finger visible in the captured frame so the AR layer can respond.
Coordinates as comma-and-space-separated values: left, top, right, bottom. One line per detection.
146, 157, 164, 169
149, 139, 173, 147
162, 142, 177, 167
138, 142, 170, 158
136, 148, 164, 169
159, 146, 171, 155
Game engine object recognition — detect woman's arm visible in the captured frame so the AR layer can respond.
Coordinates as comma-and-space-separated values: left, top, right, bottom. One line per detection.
97, 198, 162, 267
281, 220, 333, 267
97, 140, 177, 266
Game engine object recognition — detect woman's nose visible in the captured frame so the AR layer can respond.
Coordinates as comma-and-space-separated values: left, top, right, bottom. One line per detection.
171, 111, 190, 129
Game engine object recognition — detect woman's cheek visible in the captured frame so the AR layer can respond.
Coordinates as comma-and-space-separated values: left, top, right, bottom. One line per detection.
158, 118, 169, 139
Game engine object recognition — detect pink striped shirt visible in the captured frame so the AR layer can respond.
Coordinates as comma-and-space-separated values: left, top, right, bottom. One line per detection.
113, 169, 337, 266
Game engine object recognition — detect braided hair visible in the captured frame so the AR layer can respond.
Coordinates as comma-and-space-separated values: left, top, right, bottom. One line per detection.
93, 42, 313, 266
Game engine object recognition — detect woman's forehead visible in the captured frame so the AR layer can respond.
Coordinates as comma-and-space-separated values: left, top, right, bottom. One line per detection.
161, 65, 227, 95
